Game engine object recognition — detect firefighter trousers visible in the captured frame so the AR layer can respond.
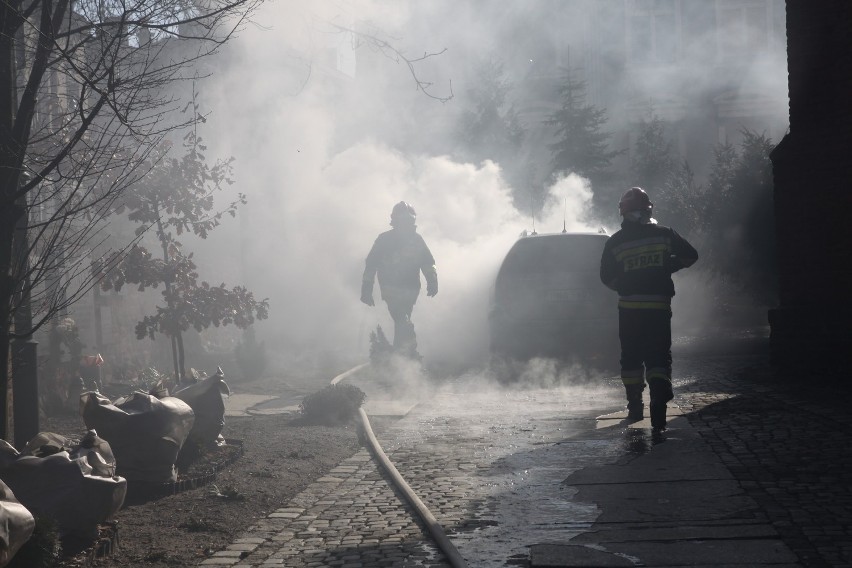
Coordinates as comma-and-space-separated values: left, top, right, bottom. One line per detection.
385, 298, 418, 357
618, 307, 673, 400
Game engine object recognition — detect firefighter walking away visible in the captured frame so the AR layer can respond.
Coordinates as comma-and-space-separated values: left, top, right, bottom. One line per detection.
600, 187, 698, 430
361, 201, 438, 361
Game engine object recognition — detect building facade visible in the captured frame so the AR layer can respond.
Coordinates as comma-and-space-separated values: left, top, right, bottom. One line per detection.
769, 1, 852, 373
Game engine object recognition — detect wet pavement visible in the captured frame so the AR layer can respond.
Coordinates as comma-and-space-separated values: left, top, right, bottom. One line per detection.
204, 331, 852, 567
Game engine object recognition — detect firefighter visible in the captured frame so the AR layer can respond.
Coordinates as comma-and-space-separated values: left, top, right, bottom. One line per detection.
600, 187, 698, 430
361, 201, 438, 359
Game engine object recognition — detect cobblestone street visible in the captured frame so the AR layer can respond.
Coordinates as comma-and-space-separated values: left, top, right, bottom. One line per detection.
204, 368, 624, 567
202, 331, 852, 567
679, 339, 852, 568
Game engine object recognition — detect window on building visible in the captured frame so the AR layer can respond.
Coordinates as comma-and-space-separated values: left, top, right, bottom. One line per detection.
716, 0, 771, 61
628, 0, 679, 66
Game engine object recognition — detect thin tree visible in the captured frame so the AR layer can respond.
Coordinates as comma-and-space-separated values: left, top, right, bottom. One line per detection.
100, 95, 268, 382
0, 0, 262, 440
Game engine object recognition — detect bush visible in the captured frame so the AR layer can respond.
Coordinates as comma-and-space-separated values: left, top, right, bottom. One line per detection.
299, 384, 366, 425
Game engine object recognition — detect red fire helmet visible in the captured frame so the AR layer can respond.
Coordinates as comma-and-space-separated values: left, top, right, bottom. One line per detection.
618, 187, 653, 216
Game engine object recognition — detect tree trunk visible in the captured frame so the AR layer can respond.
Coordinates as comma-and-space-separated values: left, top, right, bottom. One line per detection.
170, 334, 180, 384
0, 2, 20, 442
0, 304, 11, 440
0, 0, 63, 442
154, 211, 183, 383
12, 191, 38, 449
0, 211, 23, 441
176, 332, 186, 384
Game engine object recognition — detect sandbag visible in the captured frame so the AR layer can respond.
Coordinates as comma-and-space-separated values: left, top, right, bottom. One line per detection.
0, 433, 125, 540
81, 391, 194, 483
0, 478, 34, 567
25, 431, 116, 477
173, 368, 230, 447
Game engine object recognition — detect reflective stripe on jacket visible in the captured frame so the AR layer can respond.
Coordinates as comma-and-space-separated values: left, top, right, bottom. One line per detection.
600, 221, 697, 308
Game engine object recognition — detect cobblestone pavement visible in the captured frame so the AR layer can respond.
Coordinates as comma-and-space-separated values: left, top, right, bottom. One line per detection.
202, 450, 449, 567
201, 332, 852, 567
201, 364, 628, 567
371, 376, 626, 566
676, 335, 852, 568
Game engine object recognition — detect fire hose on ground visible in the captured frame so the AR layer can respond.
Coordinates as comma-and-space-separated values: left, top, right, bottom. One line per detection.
332, 364, 469, 568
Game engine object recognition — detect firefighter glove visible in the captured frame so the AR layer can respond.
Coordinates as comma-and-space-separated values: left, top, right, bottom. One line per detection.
427, 281, 438, 297
360, 281, 375, 306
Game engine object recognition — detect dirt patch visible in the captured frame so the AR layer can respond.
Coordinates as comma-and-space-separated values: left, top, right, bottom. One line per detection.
35, 410, 363, 567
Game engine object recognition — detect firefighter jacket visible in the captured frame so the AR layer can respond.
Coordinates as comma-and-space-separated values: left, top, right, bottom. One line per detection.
599, 220, 697, 309
363, 227, 437, 300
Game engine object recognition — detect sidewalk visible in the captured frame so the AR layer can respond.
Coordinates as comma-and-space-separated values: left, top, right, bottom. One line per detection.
533, 405, 797, 566
530, 345, 852, 567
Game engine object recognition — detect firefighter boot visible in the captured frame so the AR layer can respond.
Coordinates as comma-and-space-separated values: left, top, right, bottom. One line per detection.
649, 379, 674, 430
625, 384, 644, 421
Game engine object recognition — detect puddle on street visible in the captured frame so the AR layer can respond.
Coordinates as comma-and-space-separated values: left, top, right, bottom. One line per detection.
456, 437, 623, 566
387, 378, 627, 566
623, 429, 653, 456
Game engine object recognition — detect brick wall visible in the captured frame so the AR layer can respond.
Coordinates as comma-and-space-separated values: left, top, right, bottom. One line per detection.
769, 1, 852, 372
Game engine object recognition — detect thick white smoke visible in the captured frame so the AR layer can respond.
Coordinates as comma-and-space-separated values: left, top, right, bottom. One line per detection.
184, 2, 604, 372
203, 130, 596, 368
187, 0, 783, 377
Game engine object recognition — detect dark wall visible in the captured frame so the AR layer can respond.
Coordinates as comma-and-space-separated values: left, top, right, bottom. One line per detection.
769, 1, 852, 372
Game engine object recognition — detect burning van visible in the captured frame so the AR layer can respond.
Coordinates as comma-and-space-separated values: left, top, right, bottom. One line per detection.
488, 231, 618, 364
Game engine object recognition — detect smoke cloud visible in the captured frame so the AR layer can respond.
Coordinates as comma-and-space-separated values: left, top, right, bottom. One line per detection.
183, 1, 786, 375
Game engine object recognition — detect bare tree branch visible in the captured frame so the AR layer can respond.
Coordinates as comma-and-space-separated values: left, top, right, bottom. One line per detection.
0, 0, 264, 438
325, 20, 454, 104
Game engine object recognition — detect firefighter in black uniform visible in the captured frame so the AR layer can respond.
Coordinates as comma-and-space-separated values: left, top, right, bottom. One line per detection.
600, 187, 698, 430
361, 201, 438, 359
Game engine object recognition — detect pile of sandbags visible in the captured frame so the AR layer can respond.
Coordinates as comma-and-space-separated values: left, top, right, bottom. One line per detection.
0, 479, 34, 567
0, 431, 125, 540
79, 366, 232, 482
173, 367, 230, 448
0, 366, 232, 564
81, 391, 194, 483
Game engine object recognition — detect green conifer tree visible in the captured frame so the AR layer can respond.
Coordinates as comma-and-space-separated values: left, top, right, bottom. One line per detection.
547, 70, 622, 214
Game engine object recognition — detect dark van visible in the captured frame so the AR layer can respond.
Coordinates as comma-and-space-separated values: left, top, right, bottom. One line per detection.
489, 232, 618, 362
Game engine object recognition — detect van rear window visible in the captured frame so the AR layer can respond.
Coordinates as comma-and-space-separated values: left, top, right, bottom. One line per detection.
499, 235, 606, 276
